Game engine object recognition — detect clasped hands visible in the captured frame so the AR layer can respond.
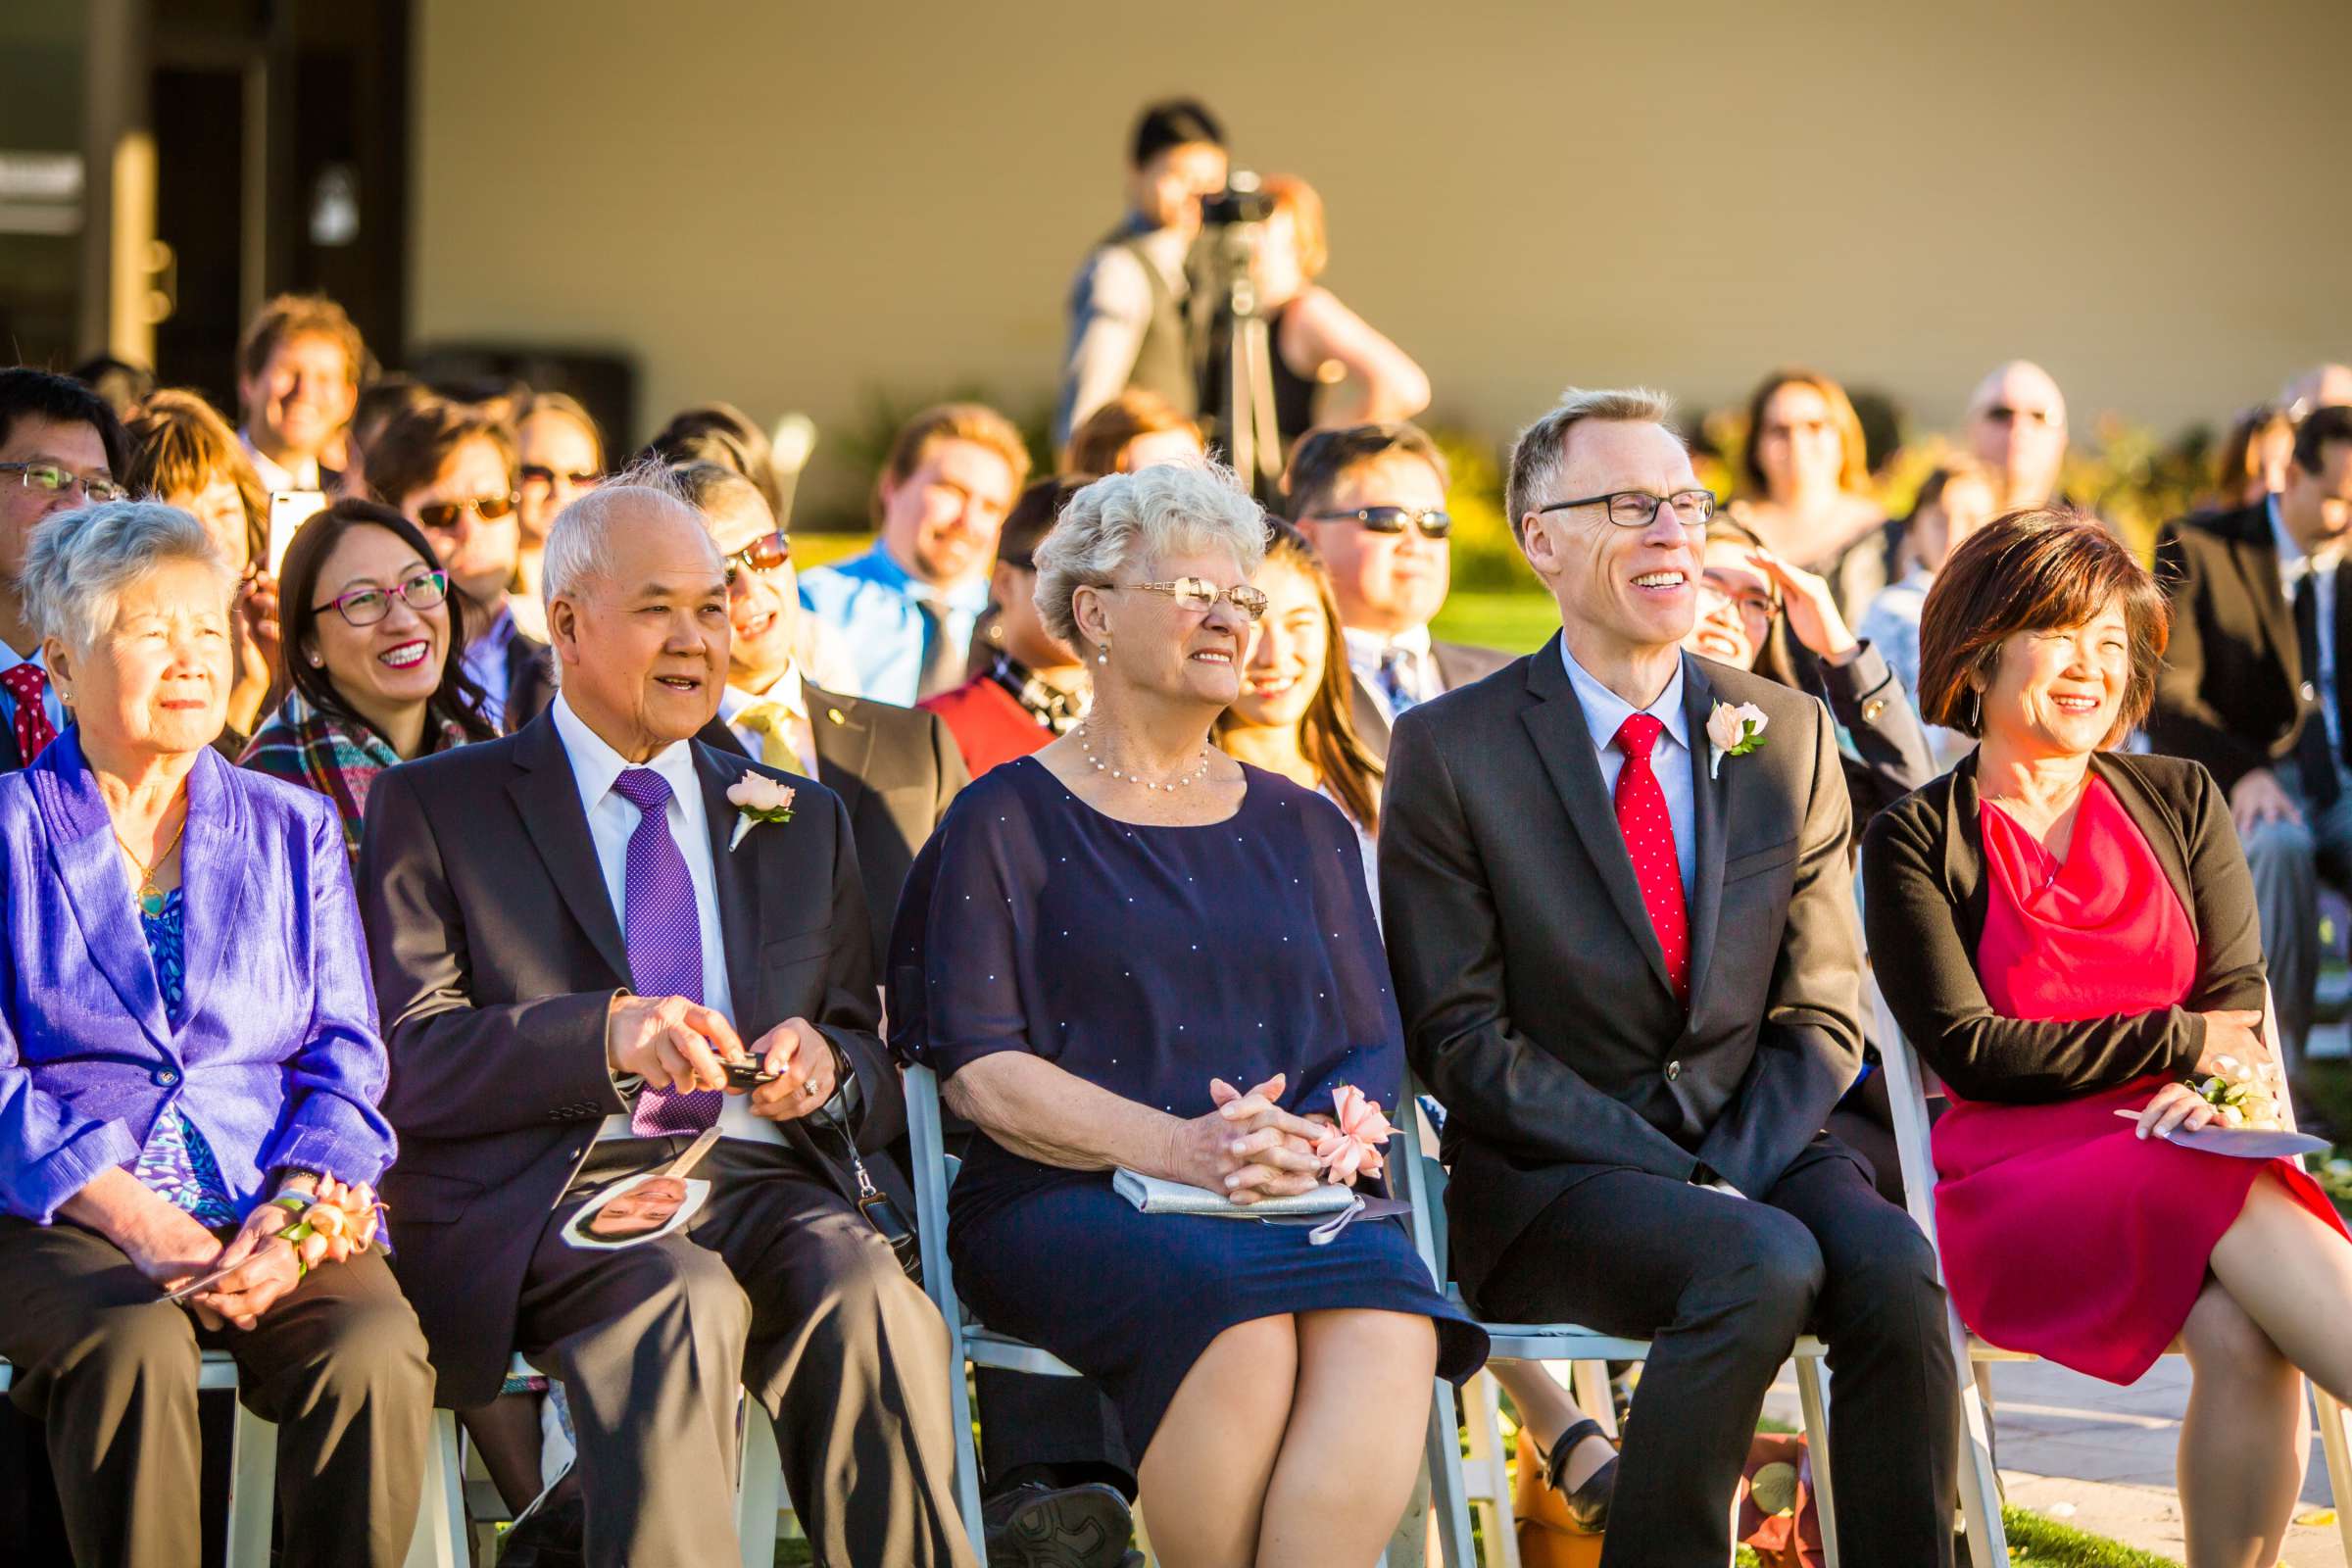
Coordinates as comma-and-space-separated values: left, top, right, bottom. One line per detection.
605, 993, 837, 1121
1168, 1073, 1387, 1206
123, 1176, 377, 1332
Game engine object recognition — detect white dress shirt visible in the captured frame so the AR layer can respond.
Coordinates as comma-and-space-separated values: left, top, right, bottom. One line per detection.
718, 669, 820, 778
1559, 643, 1697, 902
1344, 623, 1437, 721
548, 694, 782, 1148
239, 430, 318, 494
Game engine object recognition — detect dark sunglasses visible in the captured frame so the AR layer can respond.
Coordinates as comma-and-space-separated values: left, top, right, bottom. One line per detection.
519, 464, 600, 489
314, 568, 449, 627
416, 494, 518, 530
1981, 405, 2057, 426
1310, 505, 1452, 539
723, 529, 792, 586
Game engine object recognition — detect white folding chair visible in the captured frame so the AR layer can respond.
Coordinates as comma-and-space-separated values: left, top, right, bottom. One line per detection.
1870, 974, 2352, 1564
906, 1061, 1416, 1567
1388, 1094, 1841, 1568
416, 1355, 790, 1568
0, 1348, 469, 1568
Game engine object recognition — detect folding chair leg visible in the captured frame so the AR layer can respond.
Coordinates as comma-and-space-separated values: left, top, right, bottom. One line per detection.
949, 1363, 987, 1564
1952, 1324, 2008, 1567
2314, 1386, 2352, 1561
1461, 1369, 1521, 1568
1423, 1374, 1477, 1568
1792, 1355, 1838, 1568
224, 1404, 279, 1568
737, 1396, 784, 1568
1568, 1358, 1617, 1439
400, 1407, 466, 1568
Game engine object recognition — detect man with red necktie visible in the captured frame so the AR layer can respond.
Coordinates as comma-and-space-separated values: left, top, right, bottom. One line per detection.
1380, 388, 1956, 1566
0, 369, 131, 771
359, 472, 974, 1566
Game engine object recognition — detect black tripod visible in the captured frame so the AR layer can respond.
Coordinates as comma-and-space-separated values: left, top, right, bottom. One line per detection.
1193, 176, 1286, 504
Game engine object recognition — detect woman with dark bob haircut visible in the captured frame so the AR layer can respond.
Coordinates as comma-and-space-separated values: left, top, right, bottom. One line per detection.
1862, 509, 2352, 1566
240, 499, 496, 862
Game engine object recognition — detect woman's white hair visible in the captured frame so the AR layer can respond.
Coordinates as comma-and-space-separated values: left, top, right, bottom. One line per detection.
1033, 460, 1268, 648
19, 500, 232, 654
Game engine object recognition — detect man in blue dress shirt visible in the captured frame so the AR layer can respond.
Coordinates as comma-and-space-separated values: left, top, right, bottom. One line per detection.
800, 404, 1028, 707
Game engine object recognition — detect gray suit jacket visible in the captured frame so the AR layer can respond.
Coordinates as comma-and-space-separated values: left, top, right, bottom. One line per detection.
1380, 636, 1864, 1307
1349, 638, 1515, 762
699, 683, 968, 969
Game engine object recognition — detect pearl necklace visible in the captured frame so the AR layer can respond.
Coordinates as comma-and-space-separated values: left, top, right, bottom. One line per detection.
1074, 723, 1211, 791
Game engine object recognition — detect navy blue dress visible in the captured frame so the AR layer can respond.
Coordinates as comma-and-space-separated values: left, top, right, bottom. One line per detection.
896, 757, 1485, 1456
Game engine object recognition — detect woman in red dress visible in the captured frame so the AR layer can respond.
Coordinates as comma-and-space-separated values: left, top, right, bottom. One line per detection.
1866, 510, 2352, 1568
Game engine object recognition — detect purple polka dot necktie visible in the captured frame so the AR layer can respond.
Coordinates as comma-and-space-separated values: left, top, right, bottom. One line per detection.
613, 767, 722, 1136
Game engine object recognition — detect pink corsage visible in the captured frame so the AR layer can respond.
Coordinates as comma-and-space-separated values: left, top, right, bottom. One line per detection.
1311, 1086, 1394, 1185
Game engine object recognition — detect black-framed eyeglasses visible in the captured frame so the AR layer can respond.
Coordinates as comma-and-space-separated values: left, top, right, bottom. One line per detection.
314, 568, 449, 627
415, 494, 518, 531
519, 464, 601, 490
1106, 577, 1270, 621
1, 462, 127, 505
1699, 570, 1779, 623
1308, 505, 1452, 539
722, 529, 791, 587
1533, 489, 1717, 529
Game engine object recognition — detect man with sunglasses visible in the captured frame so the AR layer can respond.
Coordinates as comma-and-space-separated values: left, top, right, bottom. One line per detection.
1288, 422, 1509, 760
1964, 360, 2071, 512
1381, 388, 1955, 1565
0, 368, 131, 773
368, 401, 555, 732
676, 461, 969, 971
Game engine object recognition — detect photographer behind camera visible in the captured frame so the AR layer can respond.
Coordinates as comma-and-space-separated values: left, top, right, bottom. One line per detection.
1053, 99, 1228, 453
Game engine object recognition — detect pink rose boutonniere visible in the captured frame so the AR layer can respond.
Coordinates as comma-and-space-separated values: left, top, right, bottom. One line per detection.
726, 771, 796, 850
1705, 701, 1769, 780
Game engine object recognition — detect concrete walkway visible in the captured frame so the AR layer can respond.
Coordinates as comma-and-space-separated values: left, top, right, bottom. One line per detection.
1768, 1358, 2345, 1565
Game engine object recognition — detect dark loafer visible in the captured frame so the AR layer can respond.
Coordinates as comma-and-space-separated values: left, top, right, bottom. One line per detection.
981, 1481, 1136, 1568
1543, 1415, 1620, 1535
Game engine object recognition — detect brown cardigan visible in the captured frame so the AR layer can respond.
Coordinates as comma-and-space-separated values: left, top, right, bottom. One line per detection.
1859, 749, 2264, 1103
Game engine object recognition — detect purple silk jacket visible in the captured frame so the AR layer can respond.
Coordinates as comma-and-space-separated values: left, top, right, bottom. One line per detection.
0, 728, 396, 1224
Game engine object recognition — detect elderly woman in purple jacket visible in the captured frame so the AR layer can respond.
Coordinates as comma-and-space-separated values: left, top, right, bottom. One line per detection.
0, 501, 429, 1568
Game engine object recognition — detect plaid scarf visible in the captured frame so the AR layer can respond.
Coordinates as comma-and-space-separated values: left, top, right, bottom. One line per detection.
240, 694, 467, 864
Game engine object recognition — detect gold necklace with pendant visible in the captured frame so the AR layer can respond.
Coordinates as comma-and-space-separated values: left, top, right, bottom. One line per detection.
113, 801, 190, 918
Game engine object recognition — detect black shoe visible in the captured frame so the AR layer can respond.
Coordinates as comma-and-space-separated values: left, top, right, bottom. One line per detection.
1542, 1416, 1619, 1536
981, 1481, 1135, 1568
497, 1486, 586, 1567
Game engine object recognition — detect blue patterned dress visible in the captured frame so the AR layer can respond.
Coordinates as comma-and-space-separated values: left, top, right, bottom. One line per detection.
123, 889, 239, 1229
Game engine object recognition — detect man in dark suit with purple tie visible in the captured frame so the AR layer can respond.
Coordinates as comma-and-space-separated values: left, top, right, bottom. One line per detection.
359, 471, 973, 1566
1380, 388, 1956, 1566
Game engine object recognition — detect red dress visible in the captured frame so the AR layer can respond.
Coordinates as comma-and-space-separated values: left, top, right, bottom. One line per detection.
919, 675, 1052, 780
1932, 776, 2348, 1382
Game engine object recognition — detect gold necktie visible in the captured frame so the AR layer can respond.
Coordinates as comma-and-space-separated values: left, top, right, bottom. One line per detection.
734, 698, 816, 777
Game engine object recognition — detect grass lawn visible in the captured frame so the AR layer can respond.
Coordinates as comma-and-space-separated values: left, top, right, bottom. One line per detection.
1431, 589, 1557, 658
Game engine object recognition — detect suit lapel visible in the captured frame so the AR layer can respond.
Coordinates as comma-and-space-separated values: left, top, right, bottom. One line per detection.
693, 741, 762, 1026
698, 716, 750, 760
172, 751, 249, 1033
33, 732, 172, 1049
2230, 512, 2300, 687
507, 714, 633, 985
1679, 657, 1729, 1013
1519, 638, 1678, 1000
808, 685, 874, 817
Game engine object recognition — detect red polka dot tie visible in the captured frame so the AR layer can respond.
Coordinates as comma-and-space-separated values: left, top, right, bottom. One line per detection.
0, 662, 57, 766
1612, 713, 1690, 1006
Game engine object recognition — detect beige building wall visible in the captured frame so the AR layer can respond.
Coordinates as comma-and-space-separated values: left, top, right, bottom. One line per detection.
413, 0, 2352, 515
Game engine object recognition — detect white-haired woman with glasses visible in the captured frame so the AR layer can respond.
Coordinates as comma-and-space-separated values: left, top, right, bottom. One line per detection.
0, 499, 431, 1566
891, 462, 1484, 1567
241, 498, 497, 863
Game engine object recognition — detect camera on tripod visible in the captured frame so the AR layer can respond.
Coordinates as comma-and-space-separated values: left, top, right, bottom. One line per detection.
1191, 172, 1286, 500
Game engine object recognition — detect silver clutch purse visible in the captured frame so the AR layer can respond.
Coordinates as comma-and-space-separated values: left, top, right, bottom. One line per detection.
1112, 1168, 1357, 1218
